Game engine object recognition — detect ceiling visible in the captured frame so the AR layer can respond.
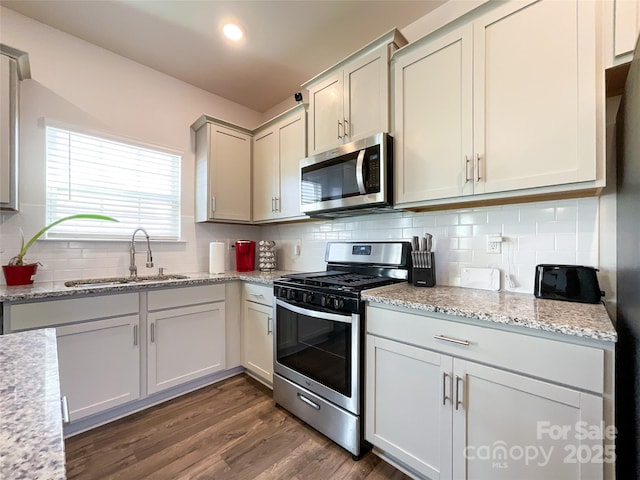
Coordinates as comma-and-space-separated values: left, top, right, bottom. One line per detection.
1, 0, 445, 113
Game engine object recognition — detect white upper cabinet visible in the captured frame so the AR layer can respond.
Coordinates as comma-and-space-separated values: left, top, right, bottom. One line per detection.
252, 104, 307, 222
605, 0, 640, 67
304, 30, 407, 155
0, 45, 30, 212
192, 117, 252, 223
394, 0, 599, 207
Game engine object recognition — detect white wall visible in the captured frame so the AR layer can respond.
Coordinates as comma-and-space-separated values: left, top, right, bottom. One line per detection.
0, 7, 262, 282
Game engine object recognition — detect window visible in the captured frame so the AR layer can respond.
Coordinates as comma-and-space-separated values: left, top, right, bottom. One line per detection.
45, 125, 181, 240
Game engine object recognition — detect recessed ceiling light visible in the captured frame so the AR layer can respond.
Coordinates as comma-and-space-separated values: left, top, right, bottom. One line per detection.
222, 23, 244, 42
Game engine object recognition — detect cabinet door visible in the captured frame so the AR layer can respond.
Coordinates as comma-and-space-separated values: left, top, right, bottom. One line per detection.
148, 302, 225, 394
209, 124, 252, 221
473, 0, 596, 194
56, 316, 140, 421
366, 335, 452, 479
252, 128, 278, 221
308, 72, 343, 154
394, 25, 473, 204
453, 360, 604, 480
607, 0, 640, 66
344, 47, 389, 143
277, 110, 306, 219
242, 300, 273, 385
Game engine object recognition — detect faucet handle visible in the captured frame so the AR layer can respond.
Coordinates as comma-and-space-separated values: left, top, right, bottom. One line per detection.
146, 261, 154, 268
158, 267, 164, 275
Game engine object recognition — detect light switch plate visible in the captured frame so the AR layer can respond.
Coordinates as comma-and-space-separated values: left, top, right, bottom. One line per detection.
461, 267, 500, 291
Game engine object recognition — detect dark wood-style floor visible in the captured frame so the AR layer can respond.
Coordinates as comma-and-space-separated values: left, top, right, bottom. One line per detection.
65, 374, 412, 480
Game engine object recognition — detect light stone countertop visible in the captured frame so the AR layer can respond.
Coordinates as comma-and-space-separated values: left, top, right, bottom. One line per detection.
0, 328, 66, 479
0, 270, 294, 302
362, 283, 617, 343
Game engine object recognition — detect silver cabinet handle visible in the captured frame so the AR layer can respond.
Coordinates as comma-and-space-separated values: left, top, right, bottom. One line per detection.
275, 197, 280, 212
434, 334, 470, 346
150, 322, 155, 343
249, 292, 264, 298
344, 119, 350, 137
61, 396, 70, 424
271, 197, 275, 212
297, 393, 320, 410
475, 153, 481, 182
337, 120, 343, 140
210, 196, 216, 213
442, 372, 450, 405
455, 375, 464, 411
133, 325, 138, 346
464, 155, 471, 183
267, 316, 273, 335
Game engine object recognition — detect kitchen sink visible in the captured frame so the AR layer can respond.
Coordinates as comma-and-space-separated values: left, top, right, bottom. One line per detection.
65, 274, 189, 288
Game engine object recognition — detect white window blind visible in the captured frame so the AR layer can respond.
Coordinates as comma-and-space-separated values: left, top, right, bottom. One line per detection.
46, 126, 181, 240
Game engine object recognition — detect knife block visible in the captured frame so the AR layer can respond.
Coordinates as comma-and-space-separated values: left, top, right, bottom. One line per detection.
412, 252, 436, 287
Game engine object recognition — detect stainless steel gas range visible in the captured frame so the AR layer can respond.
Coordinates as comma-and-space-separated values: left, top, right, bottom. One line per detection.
273, 241, 412, 457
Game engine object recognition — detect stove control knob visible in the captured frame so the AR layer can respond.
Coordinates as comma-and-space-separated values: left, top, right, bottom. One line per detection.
333, 297, 344, 310
303, 292, 314, 303
276, 287, 285, 298
287, 289, 297, 301
320, 295, 328, 307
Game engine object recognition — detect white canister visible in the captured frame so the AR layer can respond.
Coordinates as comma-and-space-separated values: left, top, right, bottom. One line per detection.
209, 242, 225, 274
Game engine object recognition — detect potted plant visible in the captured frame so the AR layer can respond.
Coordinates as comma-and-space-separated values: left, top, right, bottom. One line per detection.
2, 213, 118, 286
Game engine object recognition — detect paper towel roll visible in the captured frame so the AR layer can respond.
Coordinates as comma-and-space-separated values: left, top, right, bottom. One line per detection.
209, 242, 225, 274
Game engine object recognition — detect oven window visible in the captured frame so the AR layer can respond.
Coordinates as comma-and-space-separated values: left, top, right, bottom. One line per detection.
276, 304, 351, 396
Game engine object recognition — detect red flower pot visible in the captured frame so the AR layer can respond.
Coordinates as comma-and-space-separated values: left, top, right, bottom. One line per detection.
2, 264, 38, 286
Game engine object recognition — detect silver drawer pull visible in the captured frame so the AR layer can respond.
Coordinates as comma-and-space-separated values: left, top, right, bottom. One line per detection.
434, 334, 470, 346
61, 396, 70, 424
249, 292, 265, 298
297, 393, 320, 410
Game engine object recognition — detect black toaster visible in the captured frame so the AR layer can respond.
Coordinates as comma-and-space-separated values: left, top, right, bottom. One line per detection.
534, 264, 604, 304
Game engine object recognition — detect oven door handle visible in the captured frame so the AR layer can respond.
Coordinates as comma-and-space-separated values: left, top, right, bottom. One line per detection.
276, 299, 353, 324
355, 148, 367, 194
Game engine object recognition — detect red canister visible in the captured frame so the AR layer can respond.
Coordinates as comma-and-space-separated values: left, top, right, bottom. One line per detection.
235, 240, 256, 272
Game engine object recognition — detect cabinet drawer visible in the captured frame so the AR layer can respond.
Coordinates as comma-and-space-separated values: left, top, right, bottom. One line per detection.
147, 284, 224, 311
243, 282, 273, 306
367, 305, 604, 394
5, 293, 139, 331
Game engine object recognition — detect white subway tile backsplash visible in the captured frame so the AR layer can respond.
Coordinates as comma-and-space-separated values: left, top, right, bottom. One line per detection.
537, 220, 575, 235
519, 205, 556, 223
412, 215, 437, 228
1, 197, 600, 294
459, 211, 488, 225
435, 213, 460, 226
536, 250, 577, 265
555, 234, 577, 251
448, 225, 473, 237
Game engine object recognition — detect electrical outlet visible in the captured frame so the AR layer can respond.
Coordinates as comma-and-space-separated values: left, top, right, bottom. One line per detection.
295, 239, 301, 256
487, 235, 502, 254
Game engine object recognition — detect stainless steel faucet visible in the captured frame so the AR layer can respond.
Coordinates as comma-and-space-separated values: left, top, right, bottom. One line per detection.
129, 228, 153, 277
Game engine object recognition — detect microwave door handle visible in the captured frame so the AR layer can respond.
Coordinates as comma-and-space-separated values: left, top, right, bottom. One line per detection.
275, 299, 353, 324
355, 149, 367, 194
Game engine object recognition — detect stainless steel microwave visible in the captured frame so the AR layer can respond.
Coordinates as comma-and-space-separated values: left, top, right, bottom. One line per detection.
299, 132, 393, 218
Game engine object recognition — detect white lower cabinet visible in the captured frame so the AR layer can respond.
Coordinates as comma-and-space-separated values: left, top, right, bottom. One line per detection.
241, 283, 274, 386
147, 302, 225, 394
3, 284, 228, 425
3, 293, 141, 423
56, 315, 140, 422
366, 306, 609, 480
147, 284, 226, 394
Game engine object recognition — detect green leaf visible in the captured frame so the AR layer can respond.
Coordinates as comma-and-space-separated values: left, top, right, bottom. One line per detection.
16, 214, 119, 264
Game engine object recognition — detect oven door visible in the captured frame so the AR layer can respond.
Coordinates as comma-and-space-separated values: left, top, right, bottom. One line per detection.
273, 298, 360, 414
